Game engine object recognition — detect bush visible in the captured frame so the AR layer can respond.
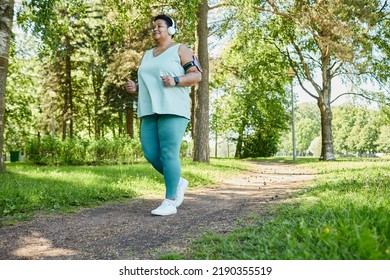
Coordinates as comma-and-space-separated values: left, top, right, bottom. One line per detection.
60, 138, 88, 165
242, 132, 279, 158
26, 135, 62, 165
26, 136, 143, 165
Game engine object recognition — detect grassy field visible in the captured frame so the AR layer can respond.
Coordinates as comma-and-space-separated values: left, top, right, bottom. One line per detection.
162, 158, 390, 260
0, 158, 250, 226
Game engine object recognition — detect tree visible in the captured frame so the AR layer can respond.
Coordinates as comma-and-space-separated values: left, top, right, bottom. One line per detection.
295, 103, 320, 155
242, 0, 389, 160
211, 25, 290, 158
296, 118, 320, 154
18, 0, 90, 139
376, 106, 390, 153
190, 0, 238, 162
332, 103, 386, 156
17, 0, 144, 140
347, 107, 380, 155
5, 34, 40, 154
376, 125, 390, 153
13, 0, 203, 143
0, 0, 15, 173
209, 89, 230, 157
192, 0, 210, 162
332, 103, 357, 155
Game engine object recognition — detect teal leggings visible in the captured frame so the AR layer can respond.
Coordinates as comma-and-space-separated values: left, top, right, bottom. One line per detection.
141, 114, 189, 199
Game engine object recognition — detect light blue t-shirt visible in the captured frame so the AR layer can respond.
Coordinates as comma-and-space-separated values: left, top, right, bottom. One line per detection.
137, 44, 190, 119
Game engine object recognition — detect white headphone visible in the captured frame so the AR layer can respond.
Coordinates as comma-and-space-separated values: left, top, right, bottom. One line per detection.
167, 16, 176, 36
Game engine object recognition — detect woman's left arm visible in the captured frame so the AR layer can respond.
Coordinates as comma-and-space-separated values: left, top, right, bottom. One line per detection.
161, 44, 202, 87
175, 44, 202, 87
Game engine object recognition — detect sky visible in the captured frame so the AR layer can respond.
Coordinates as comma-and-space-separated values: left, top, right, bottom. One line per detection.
294, 76, 351, 105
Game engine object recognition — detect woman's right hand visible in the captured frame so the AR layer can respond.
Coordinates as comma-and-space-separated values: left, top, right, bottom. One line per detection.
125, 80, 137, 93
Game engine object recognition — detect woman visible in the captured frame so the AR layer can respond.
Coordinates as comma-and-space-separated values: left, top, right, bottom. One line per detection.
125, 14, 202, 216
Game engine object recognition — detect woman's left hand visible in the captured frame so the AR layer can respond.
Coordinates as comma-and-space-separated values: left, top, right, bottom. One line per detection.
161, 76, 175, 87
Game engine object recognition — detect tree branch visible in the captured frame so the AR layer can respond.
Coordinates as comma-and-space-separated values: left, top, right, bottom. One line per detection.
378, 0, 388, 13
289, 36, 322, 95
209, 2, 232, 11
330, 92, 387, 105
285, 49, 319, 101
330, 92, 354, 104
208, 0, 294, 21
329, 59, 343, 73
275, 42, 319, 101
253, 6, 294, 20
297, 75, 319, 101
266, 0, 279, 11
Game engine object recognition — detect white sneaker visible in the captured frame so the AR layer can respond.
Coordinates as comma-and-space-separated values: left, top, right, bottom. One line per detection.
151, 199, 177, 216
175, 178, 188, 207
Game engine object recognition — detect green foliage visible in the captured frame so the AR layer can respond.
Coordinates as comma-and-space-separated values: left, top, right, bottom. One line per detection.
60, 137, 88, 165
5, 34, 40, 152
242, 130, 279, 157
236, 0, 389, 160
332, 103, 382, 155
211, 17, 290, 158
10, 0, 201, 149
376, 125, 390, 153
294, 104, 321, 154
278, 103, 321, 156
7, 0, 389, 164
25, 136, 143, 165
279, 102, 389, 157
27, 135, 62, 164
177, 159, 390, 260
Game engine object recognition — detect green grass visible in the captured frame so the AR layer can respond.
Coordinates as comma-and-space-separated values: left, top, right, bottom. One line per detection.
0, 158, 250, 226
164, 158, 390, 260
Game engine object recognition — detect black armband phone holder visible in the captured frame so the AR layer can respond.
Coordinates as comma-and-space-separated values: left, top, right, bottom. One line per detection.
183, 55, 203, 73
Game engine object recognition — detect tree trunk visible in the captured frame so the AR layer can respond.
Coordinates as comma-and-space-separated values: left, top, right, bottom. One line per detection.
235, 135, 243, 158
235, 120, 246, 158
65, 35, 74, 139
125, 102, 134, 138
318, 53, 336, 161
118, 111, 123, 136
86, 99, 92, 138
62, 85, 68, 140
318, 91, 336, 161
193, 0, 210, 163
93, 87, 100, 140
0, 0, 15, 173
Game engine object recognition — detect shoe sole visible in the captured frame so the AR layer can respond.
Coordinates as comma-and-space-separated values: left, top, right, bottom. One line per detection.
151, 209, 177, 216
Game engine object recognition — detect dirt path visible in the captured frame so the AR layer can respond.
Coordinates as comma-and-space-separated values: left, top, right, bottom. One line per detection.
0, 161, 316, 260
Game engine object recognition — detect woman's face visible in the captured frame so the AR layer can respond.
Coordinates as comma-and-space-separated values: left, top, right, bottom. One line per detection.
152, 19, 169, 40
